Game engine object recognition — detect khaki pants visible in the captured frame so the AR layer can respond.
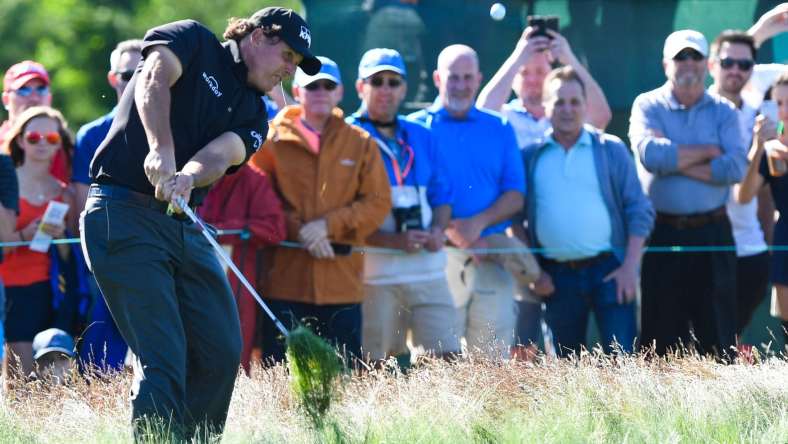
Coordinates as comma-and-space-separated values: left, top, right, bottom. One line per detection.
362, 278, 460, 361
446, 247, 516, 359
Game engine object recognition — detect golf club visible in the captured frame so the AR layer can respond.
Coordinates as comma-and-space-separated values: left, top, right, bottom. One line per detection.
175, 196, 289, 337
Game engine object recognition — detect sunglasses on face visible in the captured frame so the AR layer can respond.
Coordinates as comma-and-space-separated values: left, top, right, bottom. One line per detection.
304, 80, 338, 91
24, 131, 61, 145
719, 57, 754, 71
14, 85, 50, 97
368, 77, 403, 88
673, 49, 705, 62
115, 70, 135, 81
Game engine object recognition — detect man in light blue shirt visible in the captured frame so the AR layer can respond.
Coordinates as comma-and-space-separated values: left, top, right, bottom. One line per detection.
523, 67, 654, 356
629, 30, 747, 359
409, 44, 525, 359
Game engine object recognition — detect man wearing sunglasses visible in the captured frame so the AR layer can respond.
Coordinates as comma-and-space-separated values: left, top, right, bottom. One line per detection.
708, 31, 774, 347
629, 30, 747, 360
250, 56, 391, 365
0, 61, 68, 183
80, 7, 320, 441
346, 48, 460, 363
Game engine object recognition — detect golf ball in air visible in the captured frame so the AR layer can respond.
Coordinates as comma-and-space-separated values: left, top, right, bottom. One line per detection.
490, 3, 506, 21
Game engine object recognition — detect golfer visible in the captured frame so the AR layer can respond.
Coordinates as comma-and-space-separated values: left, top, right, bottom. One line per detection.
80, 7, 320, 440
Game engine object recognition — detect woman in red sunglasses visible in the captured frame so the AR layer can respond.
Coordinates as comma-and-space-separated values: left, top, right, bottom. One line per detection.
0, 106, 76, 383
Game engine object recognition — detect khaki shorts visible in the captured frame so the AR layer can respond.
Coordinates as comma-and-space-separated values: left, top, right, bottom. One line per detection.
362, 278, 460, 361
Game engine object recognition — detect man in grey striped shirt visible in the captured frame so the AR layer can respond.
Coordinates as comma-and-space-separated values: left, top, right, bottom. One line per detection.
629, 30, 747, 360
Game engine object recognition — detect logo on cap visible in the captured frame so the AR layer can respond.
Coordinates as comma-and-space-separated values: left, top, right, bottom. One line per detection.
299, 26, 312, 47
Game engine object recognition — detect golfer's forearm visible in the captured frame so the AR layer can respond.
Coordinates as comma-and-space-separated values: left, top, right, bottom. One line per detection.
136, 47, 182, 152
182, 132, 246, 187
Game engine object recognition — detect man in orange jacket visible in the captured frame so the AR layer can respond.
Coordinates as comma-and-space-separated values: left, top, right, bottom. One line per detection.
251, 56, 391, 364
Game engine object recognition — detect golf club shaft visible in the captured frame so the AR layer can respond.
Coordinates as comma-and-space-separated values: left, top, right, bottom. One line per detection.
176, 197, 289, 337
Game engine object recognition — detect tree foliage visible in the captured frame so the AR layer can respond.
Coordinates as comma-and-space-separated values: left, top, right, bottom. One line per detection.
0, 0, 301, 128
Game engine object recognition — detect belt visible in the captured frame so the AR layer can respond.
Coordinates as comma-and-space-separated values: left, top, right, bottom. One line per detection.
88, 184, 188, 219
541, 252, 612, 271
656, 206, 727, 230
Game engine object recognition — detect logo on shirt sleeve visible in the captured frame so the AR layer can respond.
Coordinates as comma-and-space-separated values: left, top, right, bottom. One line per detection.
250, 130, 263, 150
202, 72, 223, 98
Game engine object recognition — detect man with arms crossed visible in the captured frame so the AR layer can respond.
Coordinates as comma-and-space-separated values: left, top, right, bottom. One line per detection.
629, 30, 746, 359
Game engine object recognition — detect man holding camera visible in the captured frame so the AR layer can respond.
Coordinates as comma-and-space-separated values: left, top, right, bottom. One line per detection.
477, 22, 612, 148
347, 48, 460, 363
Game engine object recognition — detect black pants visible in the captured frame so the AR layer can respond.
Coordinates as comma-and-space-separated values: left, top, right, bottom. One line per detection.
80, 196, 241, 439
641, 218, 737, 359
735, 252, 770, 335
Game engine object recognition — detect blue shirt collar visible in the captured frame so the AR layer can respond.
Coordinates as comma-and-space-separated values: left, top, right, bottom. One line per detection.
659, 83, 712, 111
544, 127, 592, 150
426, 97, 481, 121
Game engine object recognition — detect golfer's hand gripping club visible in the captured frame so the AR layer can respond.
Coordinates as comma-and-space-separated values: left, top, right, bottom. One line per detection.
175, 197, 289, 337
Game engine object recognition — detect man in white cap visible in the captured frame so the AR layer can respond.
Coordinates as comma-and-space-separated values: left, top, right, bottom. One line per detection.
629, 30, 747, 359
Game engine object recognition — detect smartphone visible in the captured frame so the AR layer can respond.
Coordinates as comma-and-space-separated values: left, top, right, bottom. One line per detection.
527, 15, 559, 39
761, 100, 778, 123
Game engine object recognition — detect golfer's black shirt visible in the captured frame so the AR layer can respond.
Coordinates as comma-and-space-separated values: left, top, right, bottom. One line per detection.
90, 20, 268, 205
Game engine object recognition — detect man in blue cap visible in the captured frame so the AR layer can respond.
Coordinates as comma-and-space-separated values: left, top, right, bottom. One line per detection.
30, 328, 75, 385
347, 48, 460, 363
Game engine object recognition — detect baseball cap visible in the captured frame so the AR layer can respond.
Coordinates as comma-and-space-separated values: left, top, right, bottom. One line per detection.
4, 60, 50, 92
32, 328, 75, 361
663, 30, 709, 60
358, 48, 407, 80
250, 7, 321, 75
294, 56, 341, 87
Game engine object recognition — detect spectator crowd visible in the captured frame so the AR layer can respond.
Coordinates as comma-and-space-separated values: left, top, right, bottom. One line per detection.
1, 3, 788, 387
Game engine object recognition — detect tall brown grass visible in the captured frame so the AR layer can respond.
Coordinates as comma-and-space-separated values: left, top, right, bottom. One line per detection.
2, 351, 787, 443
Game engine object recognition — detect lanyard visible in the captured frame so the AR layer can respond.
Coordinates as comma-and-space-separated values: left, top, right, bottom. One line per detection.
374, 136, 414, 186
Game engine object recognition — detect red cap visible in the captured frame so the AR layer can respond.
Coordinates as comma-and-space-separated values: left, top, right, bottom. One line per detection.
4, 60, 50, 92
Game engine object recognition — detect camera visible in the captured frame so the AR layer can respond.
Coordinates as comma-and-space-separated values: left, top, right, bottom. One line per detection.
392, 205, 423, 233
527, 15, 559, 39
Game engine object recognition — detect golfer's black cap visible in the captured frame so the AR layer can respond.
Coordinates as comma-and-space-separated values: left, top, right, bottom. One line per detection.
250, 7, 321, 75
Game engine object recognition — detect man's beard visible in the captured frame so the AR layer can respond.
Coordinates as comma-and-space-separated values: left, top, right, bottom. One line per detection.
444, 94, 473, 115
674, 70, 703, 87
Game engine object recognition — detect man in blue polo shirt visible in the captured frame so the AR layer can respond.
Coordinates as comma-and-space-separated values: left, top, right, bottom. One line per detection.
72, 39, 141, 373
348, 48, 460, 362
523, 66, 653, 357
409, 44, 525, 359
80, 7, 320, 440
